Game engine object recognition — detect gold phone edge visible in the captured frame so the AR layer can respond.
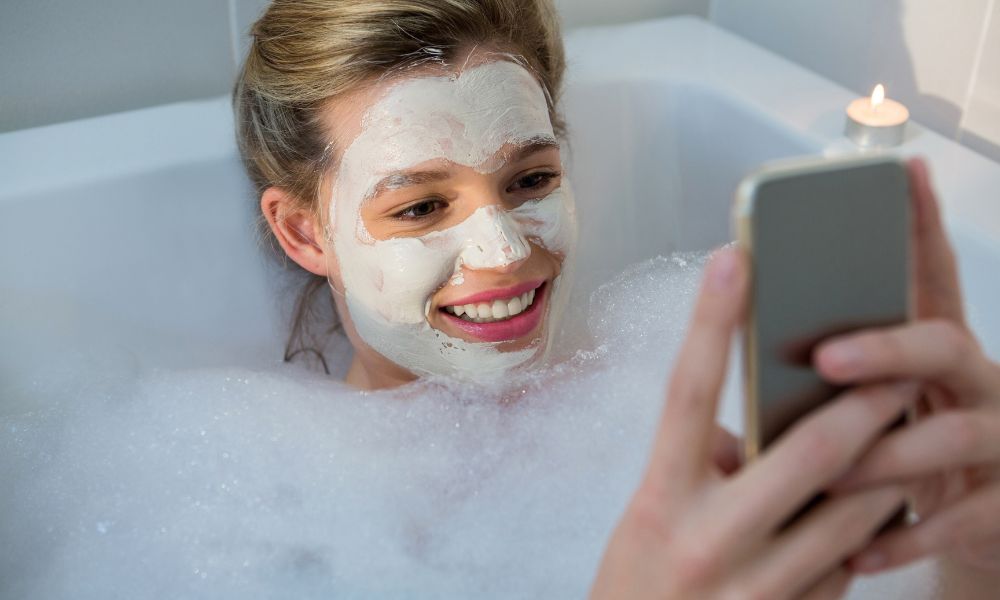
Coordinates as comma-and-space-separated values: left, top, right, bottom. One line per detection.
734, 185, 760, 464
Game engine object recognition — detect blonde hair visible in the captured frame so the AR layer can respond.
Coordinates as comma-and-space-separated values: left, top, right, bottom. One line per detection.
233, 0, 567, 370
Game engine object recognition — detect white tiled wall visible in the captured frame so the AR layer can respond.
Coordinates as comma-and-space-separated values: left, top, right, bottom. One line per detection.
0, 0, 707, 133
2, 0, 995, 165
710, 0, 1000, 163
959, 1, 1000, 161
233, 0, 270, 64
0, 0, 234, 132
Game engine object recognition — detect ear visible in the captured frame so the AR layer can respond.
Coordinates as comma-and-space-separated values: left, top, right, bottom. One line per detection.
260, 187, 330, 277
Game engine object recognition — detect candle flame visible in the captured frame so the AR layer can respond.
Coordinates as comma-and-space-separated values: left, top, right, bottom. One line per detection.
871, 84, 885, 108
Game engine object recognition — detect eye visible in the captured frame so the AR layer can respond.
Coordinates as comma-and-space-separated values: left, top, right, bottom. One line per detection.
395, 199, 445, 220
509, 171, 560, 193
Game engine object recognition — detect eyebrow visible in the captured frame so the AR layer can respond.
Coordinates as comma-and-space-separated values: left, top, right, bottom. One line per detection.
504, 138, 561, 164
367, 170, 451, 202
364, 138, 560, 202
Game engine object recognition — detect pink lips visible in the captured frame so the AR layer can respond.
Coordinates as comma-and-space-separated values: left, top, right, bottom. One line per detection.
439, 281, 547, 343
444, 278, 546, 308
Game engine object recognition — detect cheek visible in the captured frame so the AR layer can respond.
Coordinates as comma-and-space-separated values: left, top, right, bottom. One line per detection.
357, 203, 388, 242
531, 242, 565, 272
513, 188, 578, 261
322, 240, 345, 292
327, 272, 347, 296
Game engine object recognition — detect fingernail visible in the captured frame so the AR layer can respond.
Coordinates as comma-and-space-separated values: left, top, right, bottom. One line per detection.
852, 550, 886, 572
822, 341, 863, 374
709, 249, 738, 291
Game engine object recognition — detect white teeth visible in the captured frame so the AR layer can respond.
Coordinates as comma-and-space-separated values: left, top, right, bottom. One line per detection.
443, 285, 541, 323
491, 299, 509, 319
508, 296, 523, 316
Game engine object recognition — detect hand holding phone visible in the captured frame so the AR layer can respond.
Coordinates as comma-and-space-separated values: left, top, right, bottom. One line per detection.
591, 157, 1000, 597
590, 249, 909, 599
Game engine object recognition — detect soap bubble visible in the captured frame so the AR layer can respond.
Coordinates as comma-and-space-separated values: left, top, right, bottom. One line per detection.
0, 252, 934, 598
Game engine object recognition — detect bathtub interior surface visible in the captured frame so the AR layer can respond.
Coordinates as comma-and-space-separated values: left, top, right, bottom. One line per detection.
0, 80, 823, 398
563, 81, 819, 293
0, 157, 293, 402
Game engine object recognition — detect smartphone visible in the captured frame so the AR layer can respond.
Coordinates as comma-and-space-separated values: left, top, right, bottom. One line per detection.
733, 155, 911, 463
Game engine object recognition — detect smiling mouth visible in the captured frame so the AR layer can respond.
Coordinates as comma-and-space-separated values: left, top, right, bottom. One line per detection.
442, 286, 538, 322
437, 281, 548, 343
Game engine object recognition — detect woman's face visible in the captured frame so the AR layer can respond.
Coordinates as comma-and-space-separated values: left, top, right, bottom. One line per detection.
318, 57, 577, 381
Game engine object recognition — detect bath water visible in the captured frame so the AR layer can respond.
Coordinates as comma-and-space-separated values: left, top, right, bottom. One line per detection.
1, 253, 935, 598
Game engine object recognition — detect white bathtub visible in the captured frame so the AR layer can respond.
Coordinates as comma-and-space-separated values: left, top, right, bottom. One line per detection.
2, 16, 999, 401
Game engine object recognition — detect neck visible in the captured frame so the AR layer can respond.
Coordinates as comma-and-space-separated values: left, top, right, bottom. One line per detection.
344, 355, 418, 391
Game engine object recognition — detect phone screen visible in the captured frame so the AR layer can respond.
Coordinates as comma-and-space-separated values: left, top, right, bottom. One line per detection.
736, 156, 910, 460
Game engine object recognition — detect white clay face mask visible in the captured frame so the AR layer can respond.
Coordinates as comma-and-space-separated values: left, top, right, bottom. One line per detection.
326, 59, 577, 379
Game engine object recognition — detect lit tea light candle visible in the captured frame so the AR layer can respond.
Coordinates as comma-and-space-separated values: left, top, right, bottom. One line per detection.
845, 84, 909, 148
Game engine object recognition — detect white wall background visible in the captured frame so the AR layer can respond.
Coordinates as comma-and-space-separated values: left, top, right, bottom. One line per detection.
0, 0, 997, 163
0, 0, 235, 133
0, 0, 708, 133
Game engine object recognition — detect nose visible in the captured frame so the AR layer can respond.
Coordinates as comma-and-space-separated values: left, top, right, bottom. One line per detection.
457, 205, 531, 272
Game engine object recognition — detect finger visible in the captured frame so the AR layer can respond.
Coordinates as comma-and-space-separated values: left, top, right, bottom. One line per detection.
709, 382, 918, 545
745, 486, 904, 600
815, 320, 991, 398
649, 247, 748, 489
712, 426, 743, 476
799, 566, 853, 600
849, 482, 1000, 573
907, 158, 967, 324
832, 408, 1000, 490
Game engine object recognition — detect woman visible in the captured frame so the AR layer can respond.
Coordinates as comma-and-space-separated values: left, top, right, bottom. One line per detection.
235, 0, 574, 388
235, 0, 1000, 596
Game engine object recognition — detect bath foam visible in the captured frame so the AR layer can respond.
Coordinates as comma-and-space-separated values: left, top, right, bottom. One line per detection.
0, 253, 936, 599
